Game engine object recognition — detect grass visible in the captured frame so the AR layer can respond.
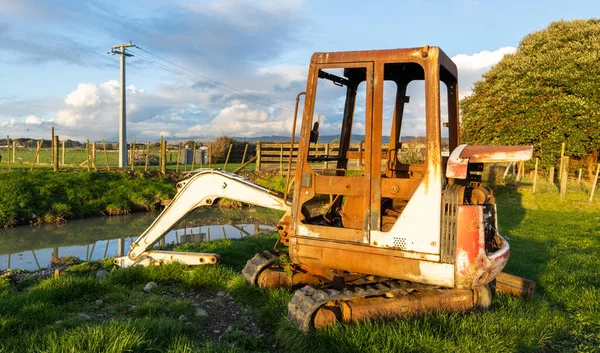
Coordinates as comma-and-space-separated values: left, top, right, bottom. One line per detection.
1, 177, 599, 352
0, 148, 257, 173
0, 171, 176, 227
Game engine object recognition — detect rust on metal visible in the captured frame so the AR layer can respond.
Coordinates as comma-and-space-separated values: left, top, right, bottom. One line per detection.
313, 288, 477, 329
284, 91, 306, 202
461, 145, 534, 162
447, 144, 533, 179
257, 268, 322, 289
495, 272, 536, 299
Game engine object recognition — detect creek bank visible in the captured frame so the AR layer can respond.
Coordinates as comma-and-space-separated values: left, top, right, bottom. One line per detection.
0, 171, 177, 228
0, 169, 285, 229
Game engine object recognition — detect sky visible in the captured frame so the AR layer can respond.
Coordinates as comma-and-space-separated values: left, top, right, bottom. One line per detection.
0, 0, 598, 142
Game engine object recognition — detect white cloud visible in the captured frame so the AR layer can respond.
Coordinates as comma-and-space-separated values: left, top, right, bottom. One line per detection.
25, 115, 43, 124
6, 45, 516, 143
181, 101, 292, 138
256, 64, 307, 83
452, 47, 516, 72
453, 46, 516, 99
56, 80, 149, 131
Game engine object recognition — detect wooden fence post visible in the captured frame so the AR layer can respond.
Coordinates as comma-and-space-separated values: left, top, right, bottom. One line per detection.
223, 144, 233, 171
51, 126, 54, 167
558, 142, 566, 183
86, 139, 90, 171
255, 141, 262, 171
560, 156, 569, 198
532, 158, 538, 193
36, 141, 40, 163
280, 143, 284, 177
92, 142, 97, 171
13, 140, 16, 164
131, 140, 136, 171
325, 143, 330, 169
548, 166, 555, 184
102, 140, 110, 171
161, 138, 167, 175
6, 135, 10, 171
30, 138, 44, 171
145, 141, 150, 172
61, 140, 65, 165
192, 141, 197, 171
176, 142, 182, 172
159, 135, 164, 173
503, 162, 512, 179
241, 143, 249, 165
520, 161, 525, 181
232, 155, 257, 174
578, 168, 582, 184
589, 163, 600, 203
53, 136, 59, 171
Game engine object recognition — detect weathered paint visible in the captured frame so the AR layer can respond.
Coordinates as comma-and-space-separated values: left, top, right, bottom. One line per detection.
454, 205, 510, 288
370, 164, 443, 254
115, 251, 219, 267
447, 144, 534, 179
123, 170, 290, 262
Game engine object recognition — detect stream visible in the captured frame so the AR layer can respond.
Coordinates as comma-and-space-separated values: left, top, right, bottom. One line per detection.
0, 208, 280, 271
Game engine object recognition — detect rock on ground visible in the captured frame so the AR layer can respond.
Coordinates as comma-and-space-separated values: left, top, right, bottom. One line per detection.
195, 308, 209, 317
144, 282, 158, 293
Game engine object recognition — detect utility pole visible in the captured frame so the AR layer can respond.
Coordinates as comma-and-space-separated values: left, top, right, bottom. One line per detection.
110, 42, 135, 168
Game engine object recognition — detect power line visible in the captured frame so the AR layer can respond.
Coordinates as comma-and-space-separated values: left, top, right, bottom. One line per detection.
131, 46, 293, 111
134, 53, 292, 111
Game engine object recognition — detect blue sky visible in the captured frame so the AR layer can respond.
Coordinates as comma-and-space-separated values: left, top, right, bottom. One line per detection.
0, 0, 598, 141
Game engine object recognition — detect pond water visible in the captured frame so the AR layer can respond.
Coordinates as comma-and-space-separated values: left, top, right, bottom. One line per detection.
0, 208, 279, 271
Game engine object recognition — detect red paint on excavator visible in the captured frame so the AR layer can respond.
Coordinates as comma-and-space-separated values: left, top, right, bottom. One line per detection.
455, 206, 510, 289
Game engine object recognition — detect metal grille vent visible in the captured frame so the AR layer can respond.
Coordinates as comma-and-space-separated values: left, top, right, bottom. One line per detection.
393, 237, 407, 249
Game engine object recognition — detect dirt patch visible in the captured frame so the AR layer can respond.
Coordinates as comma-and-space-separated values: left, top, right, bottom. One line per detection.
167, 287, 267, 342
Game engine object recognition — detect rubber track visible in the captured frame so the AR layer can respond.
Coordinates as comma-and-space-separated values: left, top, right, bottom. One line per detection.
242, 251, 280, 285
288, 280, 436, 331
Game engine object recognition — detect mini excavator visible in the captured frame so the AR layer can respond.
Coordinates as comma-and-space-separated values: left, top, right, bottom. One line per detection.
115, 46, 536, 331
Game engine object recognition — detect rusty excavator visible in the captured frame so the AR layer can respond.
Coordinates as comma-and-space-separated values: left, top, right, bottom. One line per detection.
115, 46, 536, 331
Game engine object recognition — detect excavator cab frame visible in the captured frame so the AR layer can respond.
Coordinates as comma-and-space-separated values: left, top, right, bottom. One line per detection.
281, 47, 467, 284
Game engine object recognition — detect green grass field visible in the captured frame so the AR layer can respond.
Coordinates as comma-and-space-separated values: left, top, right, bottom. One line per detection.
1, 179, 599, 352
0, 148, 257, 173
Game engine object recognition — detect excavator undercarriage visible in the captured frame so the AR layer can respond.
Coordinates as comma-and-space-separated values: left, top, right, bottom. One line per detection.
116, 46, 536, 331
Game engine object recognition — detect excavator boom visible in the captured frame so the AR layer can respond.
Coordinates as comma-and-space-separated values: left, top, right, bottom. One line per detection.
115, 170, 290, 267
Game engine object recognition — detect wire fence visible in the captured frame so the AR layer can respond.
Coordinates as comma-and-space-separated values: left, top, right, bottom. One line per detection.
1, 132, 599, 201
0, 132, 260, 173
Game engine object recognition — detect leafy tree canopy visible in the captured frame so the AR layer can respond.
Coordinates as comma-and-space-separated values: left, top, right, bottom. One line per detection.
460, 19, 600, 167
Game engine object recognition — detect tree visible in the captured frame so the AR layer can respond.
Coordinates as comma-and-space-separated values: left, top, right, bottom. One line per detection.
460, 19, 600, 172
210, 136, 239, 163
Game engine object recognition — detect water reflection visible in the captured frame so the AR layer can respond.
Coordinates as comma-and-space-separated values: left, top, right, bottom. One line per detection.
0, 210, 278, 271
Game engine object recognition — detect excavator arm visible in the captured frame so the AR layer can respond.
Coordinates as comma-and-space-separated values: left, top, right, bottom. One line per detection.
115, 170, 290, 267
